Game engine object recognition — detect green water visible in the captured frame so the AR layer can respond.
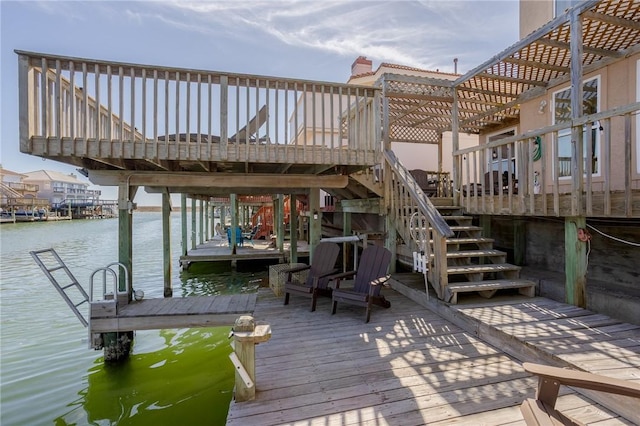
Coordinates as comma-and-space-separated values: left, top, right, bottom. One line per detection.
0, 213, 267, 425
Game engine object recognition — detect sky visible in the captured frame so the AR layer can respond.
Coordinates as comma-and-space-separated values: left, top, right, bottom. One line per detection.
0, 0, 520, 205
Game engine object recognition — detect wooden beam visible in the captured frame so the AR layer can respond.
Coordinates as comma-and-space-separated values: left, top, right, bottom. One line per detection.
89, 170, 348, 188
535, 37, 622, 58
338, 198, 382, 214
501, 57, 570, 74
582, 10, 640, 31
147, 186, 309, 196
477, 72, 547, 87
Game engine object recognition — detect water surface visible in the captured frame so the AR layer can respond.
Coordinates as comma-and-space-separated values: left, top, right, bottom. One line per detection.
0, 213, 266, 425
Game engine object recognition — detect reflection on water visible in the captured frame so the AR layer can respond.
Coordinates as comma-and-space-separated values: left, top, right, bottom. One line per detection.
0, 213, 269, 425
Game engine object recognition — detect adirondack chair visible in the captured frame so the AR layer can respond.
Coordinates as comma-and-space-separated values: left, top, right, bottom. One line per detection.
520, 362, 640, 426
283, 242, 340, 311
330, 245, 392, 323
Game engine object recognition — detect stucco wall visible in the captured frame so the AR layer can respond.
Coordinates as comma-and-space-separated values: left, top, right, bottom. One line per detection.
519, 0, 552, 39
497, 53, 640, 194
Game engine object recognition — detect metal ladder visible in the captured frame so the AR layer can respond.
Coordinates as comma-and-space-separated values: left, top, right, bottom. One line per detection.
30, 248, 90, 327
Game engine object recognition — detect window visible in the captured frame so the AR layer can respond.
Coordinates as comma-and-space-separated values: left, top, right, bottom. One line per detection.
553, 76, 600, 178
554, 0, 582, 17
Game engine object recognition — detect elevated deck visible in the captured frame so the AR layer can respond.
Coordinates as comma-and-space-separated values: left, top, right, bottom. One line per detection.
16, 50, 380, 196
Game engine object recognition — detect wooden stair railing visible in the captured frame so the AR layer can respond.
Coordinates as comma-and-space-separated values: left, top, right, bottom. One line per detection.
383, 150, 453, 299
382, 150, 536, 303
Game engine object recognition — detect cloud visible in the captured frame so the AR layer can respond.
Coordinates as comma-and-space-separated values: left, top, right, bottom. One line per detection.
157, 0, 518, 73
26, 0, 519, 74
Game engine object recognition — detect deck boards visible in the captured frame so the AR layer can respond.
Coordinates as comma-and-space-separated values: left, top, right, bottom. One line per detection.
89, 293, 256, 332
226, 288, 636, 425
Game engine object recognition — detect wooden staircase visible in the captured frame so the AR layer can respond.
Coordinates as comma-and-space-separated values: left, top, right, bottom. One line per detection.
437, 205, 535, 304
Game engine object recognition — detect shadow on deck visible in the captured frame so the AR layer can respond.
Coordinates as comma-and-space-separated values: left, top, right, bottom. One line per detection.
226, 281, 639, 425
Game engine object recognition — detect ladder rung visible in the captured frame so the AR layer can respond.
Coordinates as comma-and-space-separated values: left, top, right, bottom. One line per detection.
47, 265, 65, 273
74, 300, 88, 307
60, 282, 79, 290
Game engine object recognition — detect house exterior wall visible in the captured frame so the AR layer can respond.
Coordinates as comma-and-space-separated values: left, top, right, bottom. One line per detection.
517, 52, 640, 194
519, 1, 553, 38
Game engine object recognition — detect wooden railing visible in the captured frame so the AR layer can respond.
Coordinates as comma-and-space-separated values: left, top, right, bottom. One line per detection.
455, 102, 640, 218
17, 50, 381, 167
383, 150, 453, 298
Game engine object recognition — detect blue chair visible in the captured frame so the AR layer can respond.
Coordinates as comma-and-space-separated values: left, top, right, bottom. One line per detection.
226, 226, 245, 247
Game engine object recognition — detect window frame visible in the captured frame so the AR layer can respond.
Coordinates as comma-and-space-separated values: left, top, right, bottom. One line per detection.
551, 75, 601, 180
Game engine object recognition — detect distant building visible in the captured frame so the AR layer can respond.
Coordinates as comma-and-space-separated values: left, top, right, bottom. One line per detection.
0, 166, 39, 207
22, 170, 101, 207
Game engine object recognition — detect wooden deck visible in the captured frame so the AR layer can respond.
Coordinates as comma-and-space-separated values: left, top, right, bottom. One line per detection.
226, 283, 639, 425
89, 293, 256, 333
180, 239, 310, 266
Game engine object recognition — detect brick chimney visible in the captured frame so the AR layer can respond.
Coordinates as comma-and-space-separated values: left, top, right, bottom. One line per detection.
351, 56, 372, 77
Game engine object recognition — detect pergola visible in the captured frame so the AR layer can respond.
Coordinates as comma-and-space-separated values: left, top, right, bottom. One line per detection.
379, 0, 639, 146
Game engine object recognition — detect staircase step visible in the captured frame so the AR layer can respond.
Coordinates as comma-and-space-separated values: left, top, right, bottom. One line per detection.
446, 237, 494, 245
449, 225, 483, 232
445, 279, 537, 304
446, 249, 506, 259
447, 263, 521, 275
437, 206, 464, 212
443, 215, 473, 222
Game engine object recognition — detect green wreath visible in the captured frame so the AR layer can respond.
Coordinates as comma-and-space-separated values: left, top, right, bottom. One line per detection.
533, 136, 542, 161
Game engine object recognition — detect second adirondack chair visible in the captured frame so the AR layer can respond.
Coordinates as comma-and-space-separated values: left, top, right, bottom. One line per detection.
330, 245, 392, 323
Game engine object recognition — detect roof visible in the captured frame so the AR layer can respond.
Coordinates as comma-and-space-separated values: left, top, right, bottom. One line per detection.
380, 0, 640, 143
23, 170, 89, 186
349, 61, 459, 83
0, 167, 27, 178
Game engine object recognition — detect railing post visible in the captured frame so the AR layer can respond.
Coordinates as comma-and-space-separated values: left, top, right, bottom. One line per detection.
230, 315, 272, 402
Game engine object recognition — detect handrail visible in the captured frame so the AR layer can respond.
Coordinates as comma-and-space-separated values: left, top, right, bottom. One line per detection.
383, 149, 452, 298
17, 50, 381, 167
454, 101, 640, 218
383, 150, 452, 237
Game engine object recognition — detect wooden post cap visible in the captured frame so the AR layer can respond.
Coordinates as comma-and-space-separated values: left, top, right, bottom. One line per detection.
234, 315, 255, 332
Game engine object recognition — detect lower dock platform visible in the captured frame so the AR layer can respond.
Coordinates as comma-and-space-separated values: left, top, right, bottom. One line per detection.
179, 238, 310, 267
89, 293, 257, 333
226, 275, 639, 425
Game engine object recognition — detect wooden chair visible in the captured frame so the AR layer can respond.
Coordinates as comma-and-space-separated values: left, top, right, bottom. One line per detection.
283, 242, 340, 311
330, 245, 392, 323
520, 362, 640, 426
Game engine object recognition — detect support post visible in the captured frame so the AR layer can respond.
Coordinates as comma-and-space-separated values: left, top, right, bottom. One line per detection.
289, 194, 298, 263
108, 182, 137, 363
199, 199, 204, 245
162, 190, 172, 297
343, 211, 352, 273
230, 194, 238, 250
231, 316, 272, 402
181, 194, 188, 256
514, 219, 526, 266
191, 198, 196, 250
308, 189, 320, 260
565, 216, 587, 308
276, 194, 284, 253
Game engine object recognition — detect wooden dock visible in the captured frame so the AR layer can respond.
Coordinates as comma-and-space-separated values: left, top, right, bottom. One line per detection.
226, 280, 639, 425
89, 293, 257, 333
180, 239, 310, 266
